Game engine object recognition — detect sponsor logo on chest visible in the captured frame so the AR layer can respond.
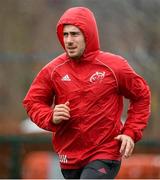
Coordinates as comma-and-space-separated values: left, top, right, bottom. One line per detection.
61, 74, 71, 81
89, 71, 105, 83
61, 71, 105, 83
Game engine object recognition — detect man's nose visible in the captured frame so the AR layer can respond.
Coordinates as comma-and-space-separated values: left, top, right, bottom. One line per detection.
66, 35, 74, 44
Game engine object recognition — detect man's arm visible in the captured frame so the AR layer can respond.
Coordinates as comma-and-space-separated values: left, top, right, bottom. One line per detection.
23, 67, 57, 132
115, 60, 151, 158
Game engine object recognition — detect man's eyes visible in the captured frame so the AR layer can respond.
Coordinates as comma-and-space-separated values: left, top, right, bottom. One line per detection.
63, 32, 68, 37
71, 32, 80, 36
63, 32, 80, 36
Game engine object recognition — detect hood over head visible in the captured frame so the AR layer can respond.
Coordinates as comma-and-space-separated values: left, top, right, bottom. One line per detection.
56, 7, 100, 59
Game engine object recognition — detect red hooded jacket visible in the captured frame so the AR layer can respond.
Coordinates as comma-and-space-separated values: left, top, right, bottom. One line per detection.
23, 7, 151, 169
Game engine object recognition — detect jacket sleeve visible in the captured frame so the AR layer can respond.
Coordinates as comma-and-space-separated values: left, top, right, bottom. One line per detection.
23, 66, 58, 132
117, 60, 151, 142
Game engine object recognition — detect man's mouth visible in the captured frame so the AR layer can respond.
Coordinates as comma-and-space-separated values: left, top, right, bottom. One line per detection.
67, 48, 77, 54
67, 46, 77, 50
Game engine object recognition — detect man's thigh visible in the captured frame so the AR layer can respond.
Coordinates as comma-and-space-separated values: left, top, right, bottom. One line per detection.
80, 159, 121, 179
61, 168, 83, 179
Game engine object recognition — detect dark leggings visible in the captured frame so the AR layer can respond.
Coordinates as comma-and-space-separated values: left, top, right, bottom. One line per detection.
61, 159, 121, 179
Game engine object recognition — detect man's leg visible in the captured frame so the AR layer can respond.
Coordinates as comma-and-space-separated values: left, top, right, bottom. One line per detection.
61, 168, 83, 179
80, 159, 121, 179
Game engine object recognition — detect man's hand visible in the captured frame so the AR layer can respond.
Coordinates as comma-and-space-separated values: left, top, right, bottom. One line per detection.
53, 101, 70, 124
115, 134, 134, 158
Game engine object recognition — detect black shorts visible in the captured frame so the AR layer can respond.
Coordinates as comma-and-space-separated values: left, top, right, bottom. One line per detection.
61, 159, 121, 179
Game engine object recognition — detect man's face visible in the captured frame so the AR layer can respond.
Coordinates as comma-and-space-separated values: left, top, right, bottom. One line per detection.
63, 25, 86, 59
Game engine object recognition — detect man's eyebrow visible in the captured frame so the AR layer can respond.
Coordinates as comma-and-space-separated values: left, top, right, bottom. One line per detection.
63, 31, 80, 33
71, 31, 80, 34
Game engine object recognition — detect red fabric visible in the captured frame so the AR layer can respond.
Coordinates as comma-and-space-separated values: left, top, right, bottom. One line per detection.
56, 7, 100, 55
23, 7, 150, 169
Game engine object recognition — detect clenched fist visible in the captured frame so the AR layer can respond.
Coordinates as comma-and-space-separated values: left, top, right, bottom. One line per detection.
53, 101, 70, 124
